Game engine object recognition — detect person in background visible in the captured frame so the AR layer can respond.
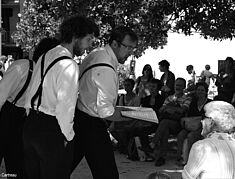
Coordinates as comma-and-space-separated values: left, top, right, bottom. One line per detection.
0, 37, 59, 179
150, 78, 191, 166
133, 64, 154, 98
176, 82, 212, 166
215, 57, 235, 103
0, 56, 7, 79
182, 101, 235, 179
23, 15, 99, 179
0, 61, 5, 80
134, 78, 165, 154
158, 60, 175, 99
73, 26, 138, 179
185, 65, 196, 96
109, 78, 140, 154
200, 64, 214, 86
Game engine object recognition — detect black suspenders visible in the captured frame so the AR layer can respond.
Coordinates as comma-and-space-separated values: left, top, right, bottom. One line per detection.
30, 53, 71, 110
12, 59, 34, 105
79, 63, 115, 80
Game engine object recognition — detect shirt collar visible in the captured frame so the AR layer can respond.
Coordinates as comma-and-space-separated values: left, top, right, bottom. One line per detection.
208, 132, 235, 141
104, 44, 119, 69
57, 45, 73, 59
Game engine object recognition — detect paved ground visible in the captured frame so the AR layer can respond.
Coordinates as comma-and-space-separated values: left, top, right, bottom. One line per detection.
0, 140, 183, 179
0, 151, 182, 179
71, 150, 183, 179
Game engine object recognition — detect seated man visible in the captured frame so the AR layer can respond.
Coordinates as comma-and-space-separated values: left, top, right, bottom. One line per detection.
182, 101, 235, 179
151, 78, 191, 166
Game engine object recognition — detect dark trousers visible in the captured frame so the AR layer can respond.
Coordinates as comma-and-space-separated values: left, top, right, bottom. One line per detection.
72, 110, 119, 179
153, 119, 181, 159
0, 101, 26, 179
23, 110, 73, 179
177, 128, 202, 161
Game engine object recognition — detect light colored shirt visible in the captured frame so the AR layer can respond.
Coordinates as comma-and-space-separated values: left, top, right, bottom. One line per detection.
77, 45, 119, 118
163, 94, 191, 109
25, 45, 79, 141
182, 132, 235, 179
0, 59, 33, 110
201, 70, 213, 86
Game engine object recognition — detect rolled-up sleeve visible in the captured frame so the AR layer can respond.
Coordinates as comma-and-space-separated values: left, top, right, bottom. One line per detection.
55, 60, 79, 141
93, 67, 117, 118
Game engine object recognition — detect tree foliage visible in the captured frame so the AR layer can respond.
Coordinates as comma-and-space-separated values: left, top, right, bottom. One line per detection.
12, 0, 235, 55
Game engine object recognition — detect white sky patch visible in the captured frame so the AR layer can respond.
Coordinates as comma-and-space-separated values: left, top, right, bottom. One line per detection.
126, 32, 235, 79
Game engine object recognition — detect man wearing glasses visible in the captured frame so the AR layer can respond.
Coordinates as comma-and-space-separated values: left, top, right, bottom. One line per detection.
72, 26, 138, 179
183, 101, 235, 179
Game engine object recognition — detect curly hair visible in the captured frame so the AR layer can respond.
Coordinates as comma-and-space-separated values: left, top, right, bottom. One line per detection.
59, 15, 99, 43
204, 101, 235, 133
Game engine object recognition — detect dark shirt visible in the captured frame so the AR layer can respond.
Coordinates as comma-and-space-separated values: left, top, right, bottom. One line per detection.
141, 94, 164, 116
160, 70, 175, 99
188, 97, 212, 117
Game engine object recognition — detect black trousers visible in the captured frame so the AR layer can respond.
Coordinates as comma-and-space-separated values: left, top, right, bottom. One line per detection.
72, 110, 119, 179
23, 110, 73, 179
0, 101, 26, 179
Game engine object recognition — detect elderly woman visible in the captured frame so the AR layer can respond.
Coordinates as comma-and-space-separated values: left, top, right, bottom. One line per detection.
182, 101, 235, 179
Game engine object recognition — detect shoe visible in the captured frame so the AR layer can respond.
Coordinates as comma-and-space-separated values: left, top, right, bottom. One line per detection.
154, 157, 165, 166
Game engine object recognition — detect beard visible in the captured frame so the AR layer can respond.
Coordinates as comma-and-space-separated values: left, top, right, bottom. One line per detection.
118, 56, 128, 64
73, 40, 84, 56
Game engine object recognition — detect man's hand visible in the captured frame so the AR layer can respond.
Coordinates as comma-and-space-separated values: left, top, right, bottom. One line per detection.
64, 140, 68, 147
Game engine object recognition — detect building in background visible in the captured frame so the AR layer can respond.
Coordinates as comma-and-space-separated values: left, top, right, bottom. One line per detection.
1, 0, 23, 59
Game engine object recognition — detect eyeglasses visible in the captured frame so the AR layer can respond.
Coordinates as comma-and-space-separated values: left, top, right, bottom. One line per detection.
201, 114, 213, 121
118, 41, 137, 52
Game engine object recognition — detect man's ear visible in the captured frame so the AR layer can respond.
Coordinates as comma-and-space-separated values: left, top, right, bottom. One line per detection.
111, 40, 119, 49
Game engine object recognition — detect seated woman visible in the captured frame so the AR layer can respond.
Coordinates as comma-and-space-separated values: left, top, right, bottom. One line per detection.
133, 78, 165, 154
176, 82, 212, 166
109, 78, 140, 154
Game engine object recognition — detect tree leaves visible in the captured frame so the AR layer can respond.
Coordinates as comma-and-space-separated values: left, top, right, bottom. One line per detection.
12, 0, 235, 55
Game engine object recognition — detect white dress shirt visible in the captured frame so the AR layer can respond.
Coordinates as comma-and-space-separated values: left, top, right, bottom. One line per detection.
77, 45, 119, 119
25, 45, 79, 141
0, 59, 33, 110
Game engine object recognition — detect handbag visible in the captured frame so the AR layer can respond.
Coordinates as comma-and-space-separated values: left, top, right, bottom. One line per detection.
182, 116, 202, 131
